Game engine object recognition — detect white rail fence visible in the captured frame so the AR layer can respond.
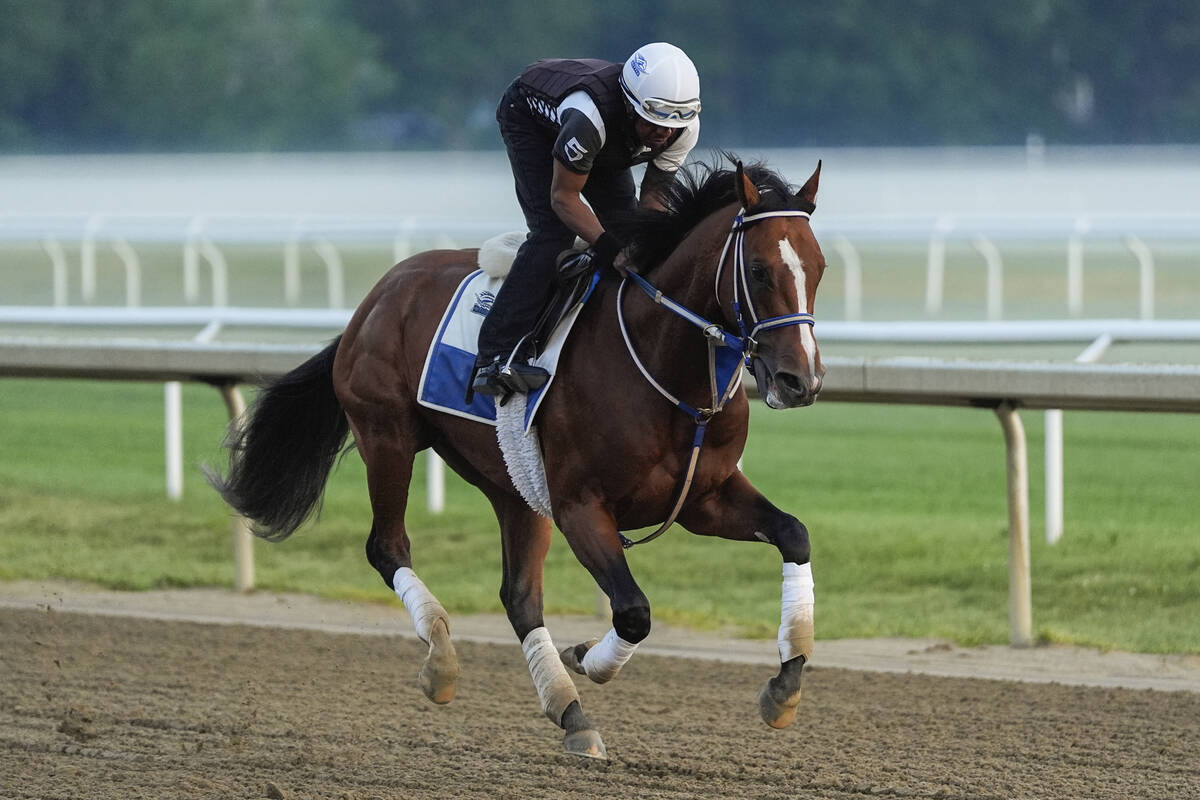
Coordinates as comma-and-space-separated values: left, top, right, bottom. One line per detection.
4, 307, 1200, 541
3, 330, 1200, 647
4, 212, 1199, 320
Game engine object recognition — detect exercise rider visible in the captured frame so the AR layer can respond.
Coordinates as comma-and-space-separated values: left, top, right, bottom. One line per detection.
471, 42, 702, 396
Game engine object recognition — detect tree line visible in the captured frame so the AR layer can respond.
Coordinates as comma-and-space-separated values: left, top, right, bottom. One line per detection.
2, 0, 1197, 153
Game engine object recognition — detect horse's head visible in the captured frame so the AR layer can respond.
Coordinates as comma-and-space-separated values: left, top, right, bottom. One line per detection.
724, 161, 826, 409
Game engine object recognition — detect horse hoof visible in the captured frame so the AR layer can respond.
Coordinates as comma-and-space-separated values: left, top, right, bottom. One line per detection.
563, 728, 607, 760
758, 679, 802, 729
559, 639, 598, 676
418, 617, 459, 704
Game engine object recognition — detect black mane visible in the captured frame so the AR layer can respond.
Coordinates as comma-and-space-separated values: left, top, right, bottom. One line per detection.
607, 154, 813, 272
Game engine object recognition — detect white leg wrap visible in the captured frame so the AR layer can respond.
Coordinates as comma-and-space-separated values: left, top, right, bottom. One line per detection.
778, 562, 815, 663
522, 627, 580, 724
580, 628, 639, 684
393, 567, 447, 643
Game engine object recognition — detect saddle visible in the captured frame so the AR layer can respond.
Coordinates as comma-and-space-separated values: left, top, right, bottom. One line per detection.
462, 233, 605, 405
526, 246, 599, 359
476, 245, 598, 399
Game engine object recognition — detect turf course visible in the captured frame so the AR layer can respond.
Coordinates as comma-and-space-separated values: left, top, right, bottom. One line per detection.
1, 377, 1196, 654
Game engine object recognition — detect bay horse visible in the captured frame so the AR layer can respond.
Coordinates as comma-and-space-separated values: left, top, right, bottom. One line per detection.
212, 157, 826, 759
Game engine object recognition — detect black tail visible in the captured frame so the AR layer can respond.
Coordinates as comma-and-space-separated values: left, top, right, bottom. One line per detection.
208, 338, 349, 541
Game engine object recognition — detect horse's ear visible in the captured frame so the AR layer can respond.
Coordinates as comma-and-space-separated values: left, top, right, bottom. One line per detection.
735, 161, 760, 208
796, 160, 821, 207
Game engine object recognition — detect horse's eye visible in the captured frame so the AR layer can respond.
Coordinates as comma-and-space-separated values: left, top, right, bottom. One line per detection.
749, 261, 769, 285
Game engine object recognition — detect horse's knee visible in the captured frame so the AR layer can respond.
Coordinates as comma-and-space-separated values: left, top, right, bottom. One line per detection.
612, 604, 651, 644
770, 516, 811, 565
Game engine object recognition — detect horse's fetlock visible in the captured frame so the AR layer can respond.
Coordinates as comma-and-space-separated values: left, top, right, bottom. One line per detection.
775, 517, 811, 564
612, 605, 651, 644
365, 525, 408, 587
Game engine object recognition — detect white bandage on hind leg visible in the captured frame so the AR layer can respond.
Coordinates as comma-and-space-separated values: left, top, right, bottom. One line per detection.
393, 567, 448, 643
778, 561, 815, 663
522, 627, 580, 724
580, 628, 639, 684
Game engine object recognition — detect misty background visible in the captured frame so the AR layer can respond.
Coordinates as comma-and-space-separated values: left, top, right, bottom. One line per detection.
3, 0, 1199, 154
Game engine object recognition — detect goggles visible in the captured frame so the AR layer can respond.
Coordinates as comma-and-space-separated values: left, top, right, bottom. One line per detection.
638, 96, 701, 122
621, 76, 701, 124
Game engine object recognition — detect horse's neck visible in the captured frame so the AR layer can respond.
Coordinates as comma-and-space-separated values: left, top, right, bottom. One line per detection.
651, 205, 734, 319
620, 206, 735, 391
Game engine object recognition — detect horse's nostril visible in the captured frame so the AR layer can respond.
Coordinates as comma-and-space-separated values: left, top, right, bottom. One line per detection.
776, 371, 807, 395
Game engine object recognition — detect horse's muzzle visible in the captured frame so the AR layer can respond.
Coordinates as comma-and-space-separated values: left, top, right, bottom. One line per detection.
774, 369, 822, 408
752, 358, 823, 409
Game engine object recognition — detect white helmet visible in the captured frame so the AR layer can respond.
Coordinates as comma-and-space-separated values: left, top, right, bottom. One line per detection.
620, 42, 701, 129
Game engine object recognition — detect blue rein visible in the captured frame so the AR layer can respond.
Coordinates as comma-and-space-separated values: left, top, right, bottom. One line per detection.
615, 207, 816, 548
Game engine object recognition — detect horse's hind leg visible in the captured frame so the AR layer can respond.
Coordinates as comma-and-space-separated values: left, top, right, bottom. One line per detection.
492, 493, 606, 759
354, 419, 459, 705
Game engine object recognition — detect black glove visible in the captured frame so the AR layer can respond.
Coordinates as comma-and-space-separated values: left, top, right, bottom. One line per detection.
590, 232, 624, 273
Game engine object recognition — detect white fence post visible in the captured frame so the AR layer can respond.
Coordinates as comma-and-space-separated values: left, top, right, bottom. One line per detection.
1044, 333, 1113, 544
924, 232, 948, 315
1066, 217, 1090, 317
80, 215, 101, 303
184, 217, 204, 303
1043, 409, 1064, 545
42, 239, 69, 307
972, 235, 1004, 321
426, 450, 445, 513
833, 235, 862, 321
164, 381, 184, 501
112, 238, 141, 307
198, 239, 229, 306
1126, 235, 1155, 320
285, 221, 302, 307
312, 238, 346, 309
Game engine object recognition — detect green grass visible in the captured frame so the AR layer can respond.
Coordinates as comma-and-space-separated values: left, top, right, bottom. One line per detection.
1, 378, 1197, 654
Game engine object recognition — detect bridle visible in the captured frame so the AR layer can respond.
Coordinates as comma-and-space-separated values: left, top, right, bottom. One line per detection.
716, 209, 816, 364
615, 205, 817, 548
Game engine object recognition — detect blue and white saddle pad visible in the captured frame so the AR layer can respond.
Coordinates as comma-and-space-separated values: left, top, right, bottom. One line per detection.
417, 268, 593, 433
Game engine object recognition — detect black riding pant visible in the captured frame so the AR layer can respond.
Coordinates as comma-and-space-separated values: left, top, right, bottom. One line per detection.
476, 86, 636, 363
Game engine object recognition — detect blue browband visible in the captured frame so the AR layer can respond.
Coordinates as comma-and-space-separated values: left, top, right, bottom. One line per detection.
614, 206, 816, 548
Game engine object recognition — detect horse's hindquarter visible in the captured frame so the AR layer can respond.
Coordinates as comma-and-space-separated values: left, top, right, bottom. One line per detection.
333, 251, 506, 483
335, 252, 475, 403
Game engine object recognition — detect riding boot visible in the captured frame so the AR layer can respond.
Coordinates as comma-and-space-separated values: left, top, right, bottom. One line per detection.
499, 358, 550, 393
469, 355, 509, 400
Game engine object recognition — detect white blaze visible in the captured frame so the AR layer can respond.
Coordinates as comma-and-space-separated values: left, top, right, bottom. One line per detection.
778, 238, 818, 378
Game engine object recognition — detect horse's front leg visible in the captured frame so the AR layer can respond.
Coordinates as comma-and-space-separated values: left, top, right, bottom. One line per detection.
678, 470, 813, 729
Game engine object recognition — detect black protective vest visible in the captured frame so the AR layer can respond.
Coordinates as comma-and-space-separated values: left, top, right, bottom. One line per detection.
514, 58, 681, 171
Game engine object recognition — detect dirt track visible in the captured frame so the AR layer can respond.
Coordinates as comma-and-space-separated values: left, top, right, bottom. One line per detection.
3, 605, 1199, 800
